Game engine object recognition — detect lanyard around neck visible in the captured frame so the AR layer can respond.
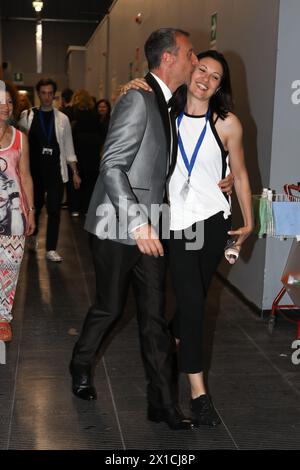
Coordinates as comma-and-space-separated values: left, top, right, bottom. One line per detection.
177, 108, 210, 180
39, 109, 54, 145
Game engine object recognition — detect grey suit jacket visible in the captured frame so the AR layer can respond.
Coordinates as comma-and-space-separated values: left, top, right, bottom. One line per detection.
85, 73, 177, 245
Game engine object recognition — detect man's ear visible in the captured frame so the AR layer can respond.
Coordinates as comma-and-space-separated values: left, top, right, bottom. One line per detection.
162, 51, 173, 66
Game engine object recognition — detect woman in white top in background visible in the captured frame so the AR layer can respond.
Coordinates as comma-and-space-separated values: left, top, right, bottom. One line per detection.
121, 50, 252, 427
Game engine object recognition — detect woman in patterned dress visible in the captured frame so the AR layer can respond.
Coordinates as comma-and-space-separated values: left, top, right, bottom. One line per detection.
0, 82, 35, 342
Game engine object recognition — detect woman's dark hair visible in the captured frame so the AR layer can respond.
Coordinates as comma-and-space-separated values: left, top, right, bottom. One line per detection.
61, 88, 73, 104
96, 99, 111, 118
173, 50, 233, 120
4, 81, 19, 118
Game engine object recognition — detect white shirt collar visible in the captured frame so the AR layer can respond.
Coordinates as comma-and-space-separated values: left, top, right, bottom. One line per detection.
150, 72, 172, 104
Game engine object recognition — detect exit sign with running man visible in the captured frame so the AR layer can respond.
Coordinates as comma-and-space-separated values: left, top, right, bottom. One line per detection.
210, 12, 218, 45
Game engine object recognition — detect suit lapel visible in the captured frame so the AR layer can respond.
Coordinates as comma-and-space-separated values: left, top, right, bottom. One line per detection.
168, 109, 178, 176
145, 73, 171, 151
145, 73, 178, 176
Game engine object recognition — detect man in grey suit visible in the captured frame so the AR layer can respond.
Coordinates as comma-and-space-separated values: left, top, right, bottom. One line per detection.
70, 28, 198, 430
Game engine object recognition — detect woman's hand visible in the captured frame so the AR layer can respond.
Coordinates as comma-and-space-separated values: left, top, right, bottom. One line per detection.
120, 78, 152, 95
26, 212, 36, 236
218, 172, 234, 195
227, 225, 252, 249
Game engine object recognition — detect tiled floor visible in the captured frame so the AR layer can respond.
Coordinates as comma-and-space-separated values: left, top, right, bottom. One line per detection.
1, 211, 300, 450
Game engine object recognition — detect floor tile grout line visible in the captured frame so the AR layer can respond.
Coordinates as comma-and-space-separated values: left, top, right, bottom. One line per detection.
229, 313, 300, 398
5, 256, 29, 449
5, 331, 23, 449
209, 282, 299, 447
102, 357, 126, 450
216, 409, 240, 449
69, 218, 126, 450
6, 339, 22, 449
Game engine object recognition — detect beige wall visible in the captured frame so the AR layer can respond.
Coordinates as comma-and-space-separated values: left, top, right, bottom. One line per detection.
67, 48, 86, 92
84, 0, 282, 309
2, 19, 95, 89
85, 17, 108, 100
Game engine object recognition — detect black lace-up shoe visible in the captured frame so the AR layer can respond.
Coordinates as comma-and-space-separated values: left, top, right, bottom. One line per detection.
148, 404, 194, 430
70, 362, 97, 401
190, 394, 221, 427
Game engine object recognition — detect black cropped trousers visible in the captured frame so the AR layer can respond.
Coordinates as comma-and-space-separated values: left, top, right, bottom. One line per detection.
167, 211, 231, 374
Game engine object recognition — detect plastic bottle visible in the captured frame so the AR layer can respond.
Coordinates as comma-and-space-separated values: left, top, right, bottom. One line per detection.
257, 188, 270, 238
224, 238, 240, 264
267, 189, 274, 236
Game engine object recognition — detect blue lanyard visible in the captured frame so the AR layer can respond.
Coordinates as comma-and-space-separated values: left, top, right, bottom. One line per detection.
177, 108, 210, 180
39, 109, 54, 145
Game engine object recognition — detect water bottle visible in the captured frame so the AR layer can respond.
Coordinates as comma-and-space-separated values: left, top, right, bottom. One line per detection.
224, 237, 240, 264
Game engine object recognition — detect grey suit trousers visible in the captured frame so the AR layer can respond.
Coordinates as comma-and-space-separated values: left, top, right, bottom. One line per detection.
72, 235, 178, 409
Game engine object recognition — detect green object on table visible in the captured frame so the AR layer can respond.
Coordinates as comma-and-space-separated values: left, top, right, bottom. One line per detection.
252, 196, 273, 238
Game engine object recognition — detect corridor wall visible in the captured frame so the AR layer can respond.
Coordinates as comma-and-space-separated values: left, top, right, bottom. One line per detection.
84, 0, 298, 311
1, 19, 94, 90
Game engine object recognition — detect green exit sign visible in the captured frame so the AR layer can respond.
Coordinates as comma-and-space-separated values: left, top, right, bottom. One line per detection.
210, 12, 217, 44
13, 72, 23, 82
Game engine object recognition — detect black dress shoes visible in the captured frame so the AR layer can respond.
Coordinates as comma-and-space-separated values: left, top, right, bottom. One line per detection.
69, 362, 97, 401
73, 384, 97, 401
148, 404, 194, 430
190, 394, 221, 426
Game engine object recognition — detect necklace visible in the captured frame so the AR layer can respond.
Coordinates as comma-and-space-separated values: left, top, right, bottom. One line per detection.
0, 125, 9, 149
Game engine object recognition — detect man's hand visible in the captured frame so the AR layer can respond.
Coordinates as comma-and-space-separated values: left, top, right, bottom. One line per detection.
218, 172, 234, 195
132, 224, 164, 257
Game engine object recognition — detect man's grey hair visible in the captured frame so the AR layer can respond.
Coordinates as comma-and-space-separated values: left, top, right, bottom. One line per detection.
144, 28, 190, 70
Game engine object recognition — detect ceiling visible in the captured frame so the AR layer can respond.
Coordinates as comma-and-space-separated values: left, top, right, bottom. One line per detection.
0, 0, 115, 23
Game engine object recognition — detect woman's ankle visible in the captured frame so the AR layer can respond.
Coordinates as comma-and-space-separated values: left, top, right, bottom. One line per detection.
188, 372, 206, 399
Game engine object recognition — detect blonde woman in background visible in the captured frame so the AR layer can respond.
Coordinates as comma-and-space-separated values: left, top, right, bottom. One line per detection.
68, 89, 102, 215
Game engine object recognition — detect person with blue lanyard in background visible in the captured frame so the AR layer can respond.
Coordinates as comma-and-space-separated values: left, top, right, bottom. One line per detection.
19, 78, 81, 262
